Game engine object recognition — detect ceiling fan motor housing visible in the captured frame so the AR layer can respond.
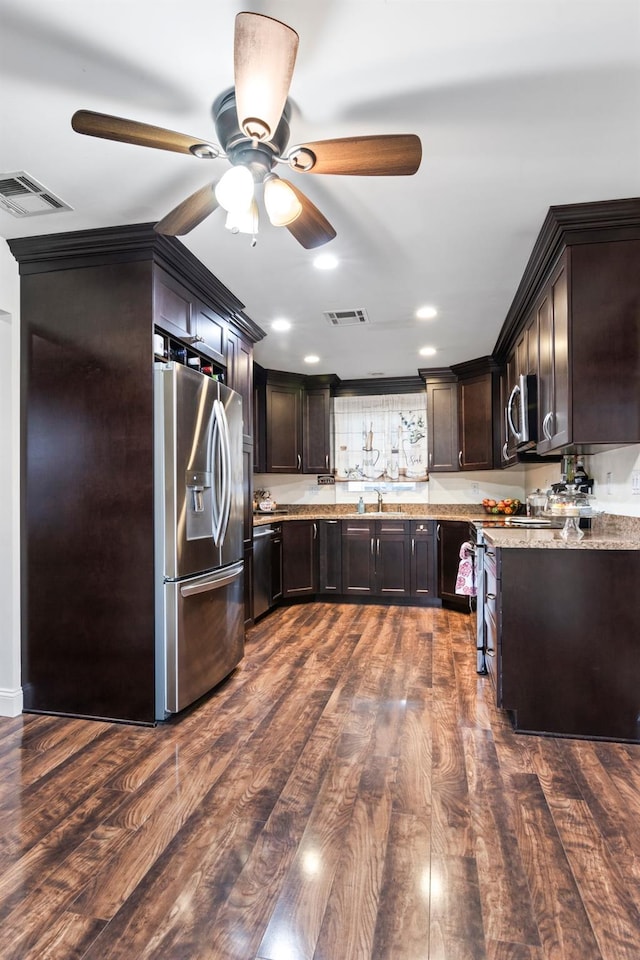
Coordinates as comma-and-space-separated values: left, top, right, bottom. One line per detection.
213, 88, 291, 180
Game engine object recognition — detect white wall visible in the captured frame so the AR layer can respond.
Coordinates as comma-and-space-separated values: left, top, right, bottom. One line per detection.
0, 239, 22, 716
524, 446, 640, 516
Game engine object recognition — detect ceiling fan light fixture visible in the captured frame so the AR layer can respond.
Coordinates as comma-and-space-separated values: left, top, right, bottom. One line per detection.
214, 164, 254, 213
263, 175, 303, 226
224, 198, 259, 236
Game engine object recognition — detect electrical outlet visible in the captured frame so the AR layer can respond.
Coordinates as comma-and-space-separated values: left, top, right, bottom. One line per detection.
471, 482, 480, 497
632, 470, 640, 495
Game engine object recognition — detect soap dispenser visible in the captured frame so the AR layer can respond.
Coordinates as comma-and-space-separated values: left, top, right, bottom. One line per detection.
357, 496, 365, 514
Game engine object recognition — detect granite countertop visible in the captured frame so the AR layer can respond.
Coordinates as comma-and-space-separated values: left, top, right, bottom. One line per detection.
252, 505, 640, 548
480, 526, 640, 550
253, 505, 487, 527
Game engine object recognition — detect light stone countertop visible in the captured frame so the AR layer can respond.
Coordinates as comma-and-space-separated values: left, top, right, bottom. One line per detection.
252, 506, 640, 549
480, 526, 640, 550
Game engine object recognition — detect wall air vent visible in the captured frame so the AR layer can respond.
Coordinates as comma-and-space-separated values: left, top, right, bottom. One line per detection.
0, 172, 72, 218
323, 308, 370, 327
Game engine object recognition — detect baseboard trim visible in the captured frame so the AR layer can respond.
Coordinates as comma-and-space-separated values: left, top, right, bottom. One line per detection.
0, 687, 23, 717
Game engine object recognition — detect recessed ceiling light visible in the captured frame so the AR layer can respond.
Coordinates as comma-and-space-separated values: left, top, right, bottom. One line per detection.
419, 346, 437, 357
313, 254, 338, 270
416, 305, 438, 320
304, 354, 320, 364
272, 318, 291, 332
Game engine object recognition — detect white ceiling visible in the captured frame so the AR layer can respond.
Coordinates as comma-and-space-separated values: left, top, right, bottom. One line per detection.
1, 0, 639, 380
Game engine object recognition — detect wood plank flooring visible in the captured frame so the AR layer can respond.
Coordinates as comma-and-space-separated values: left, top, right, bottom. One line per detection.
1, 601, 640, 959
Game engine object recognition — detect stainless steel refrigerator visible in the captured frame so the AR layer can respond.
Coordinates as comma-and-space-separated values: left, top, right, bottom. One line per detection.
154, 361, 244, 720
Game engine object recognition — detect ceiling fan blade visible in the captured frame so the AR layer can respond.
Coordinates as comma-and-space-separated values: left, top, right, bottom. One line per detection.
281, 180, 336, 249
154, 183, 219, 236
71, 110, 220, 158
288, 134, 422, 176
234, 13, 299, 141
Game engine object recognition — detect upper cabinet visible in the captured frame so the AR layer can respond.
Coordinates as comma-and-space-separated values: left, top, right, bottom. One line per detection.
424, 372, 459, 472
495, 198, 640, 454
255, 369, 336, 474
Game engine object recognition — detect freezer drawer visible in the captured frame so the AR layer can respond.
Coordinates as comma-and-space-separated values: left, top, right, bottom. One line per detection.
157, 561, 244, 718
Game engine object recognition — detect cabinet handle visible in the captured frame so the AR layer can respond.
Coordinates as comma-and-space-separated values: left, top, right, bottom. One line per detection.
377, 538, 380, 557
313, 522, 317, 539
436, 523, 441, 541
371, 537, 375, 557
502, 441, 508, 460
542, 411, 553, 441
429, 452, 433, 467
458, 451, 463, 468
325, 454, 329, 469
411, 538, 415, 557
326, 520, 338, 524
297, 454, 302, 471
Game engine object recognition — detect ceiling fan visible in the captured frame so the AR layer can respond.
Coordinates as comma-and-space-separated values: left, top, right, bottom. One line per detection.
71, 11, 422, 249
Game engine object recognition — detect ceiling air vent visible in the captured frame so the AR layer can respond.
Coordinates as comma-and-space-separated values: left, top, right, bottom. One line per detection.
323, 308, 370, 327
0, 172, 72, 218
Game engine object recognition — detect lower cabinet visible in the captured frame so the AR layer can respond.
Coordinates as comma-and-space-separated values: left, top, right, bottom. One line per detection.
497, 547, 640, 743
257, 516, 438, 612
341, 519, 411, 598
410, 521, 437, 598
437, 519, 473, 610
318, 519, 342, 593
282, 519, 318, 597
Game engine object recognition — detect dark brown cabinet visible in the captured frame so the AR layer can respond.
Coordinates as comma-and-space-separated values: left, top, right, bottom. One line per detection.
303, 385, 332, 474
226, 327, 254, 441
266, 376, 304, 473
341, 519, 411, 597
425, 375, 459, 472
410, 520, 437, 598
437, 519, 473, 611
282, 519, 318, 597
495, 199, 640, 454
10, 224, 263, 723
457, 370, 494, 470
257, 370, 334, 474
496, 547, 640, 742
318, 519, 342, 593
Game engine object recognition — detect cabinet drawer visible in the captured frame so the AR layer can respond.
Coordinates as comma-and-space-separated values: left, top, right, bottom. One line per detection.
410, 520, 435, 538
377, 519, 408, 535
342, 519, 374, 536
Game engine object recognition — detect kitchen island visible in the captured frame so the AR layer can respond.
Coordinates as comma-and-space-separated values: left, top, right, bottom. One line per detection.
478, 518, 640, 743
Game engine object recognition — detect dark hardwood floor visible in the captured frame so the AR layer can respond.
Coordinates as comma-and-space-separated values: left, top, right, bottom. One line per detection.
1, 602, 640, 959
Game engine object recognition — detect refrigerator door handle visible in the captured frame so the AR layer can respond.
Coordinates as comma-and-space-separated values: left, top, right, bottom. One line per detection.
210, 398, 232, 548
179, 562, 244, 598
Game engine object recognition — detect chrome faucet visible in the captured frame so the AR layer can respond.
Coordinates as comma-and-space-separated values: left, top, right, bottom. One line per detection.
375, 488, 384, 510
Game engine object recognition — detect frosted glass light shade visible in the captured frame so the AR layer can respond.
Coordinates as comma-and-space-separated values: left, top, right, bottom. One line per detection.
215, 166, 254, 213
264, 176, 302, 226
225, 199, 259, 235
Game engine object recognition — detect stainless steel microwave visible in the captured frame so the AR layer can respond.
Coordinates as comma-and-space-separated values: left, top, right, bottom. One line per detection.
507, 373, 538, 450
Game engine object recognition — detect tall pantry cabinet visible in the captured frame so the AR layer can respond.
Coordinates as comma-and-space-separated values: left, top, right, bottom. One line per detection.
10, 223, 263, 724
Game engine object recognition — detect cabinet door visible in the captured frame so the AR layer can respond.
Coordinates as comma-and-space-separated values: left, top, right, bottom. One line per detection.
437, 520, 472, 610
318, 519, 342, 593
226, 328, 254, 440
303, 387, 331, 474
426, 379, 458, 472
376, 525, 411, 596
194, 302, 225, 366
458, 373, 493, 470
410, 521, 436, 597
266, 382, 303, 472
537, 259, 569, 452
154, 270, 192, 338
271, 526, 283, 604
341, 520, 376, 594
282, 520, 317, 596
